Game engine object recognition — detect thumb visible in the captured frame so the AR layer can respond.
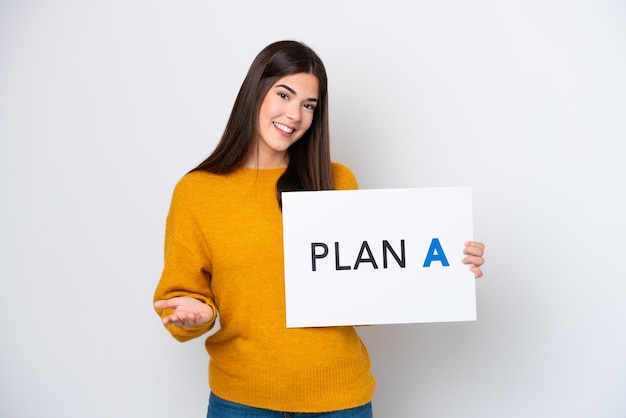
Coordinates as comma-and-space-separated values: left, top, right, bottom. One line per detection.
154, 299, 177, 310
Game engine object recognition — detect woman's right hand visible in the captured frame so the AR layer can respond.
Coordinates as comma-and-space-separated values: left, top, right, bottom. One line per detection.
154, 297, 214, 328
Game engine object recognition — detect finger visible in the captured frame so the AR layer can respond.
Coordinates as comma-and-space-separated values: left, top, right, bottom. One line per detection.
462, 255, 484, 266
192, 311, 202, 324
470, 265, 483, 279
181, 312, 196, 326
465, 241, 485, 250
169, 319, 185, 327
463, 244, 485, 257
154, 299, 171, 310
163, 313, 187, 327
164, 312, 198, 328
161, 311, 179, 324
186, 311, 205, 326
154, 297, 185, 310
463, 242, 485, 256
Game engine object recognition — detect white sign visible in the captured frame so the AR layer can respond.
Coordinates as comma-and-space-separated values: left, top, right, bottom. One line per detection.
282, 187, 475, 328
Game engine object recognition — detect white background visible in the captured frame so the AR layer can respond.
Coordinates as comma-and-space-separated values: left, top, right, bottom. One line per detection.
1, 1, 625, 417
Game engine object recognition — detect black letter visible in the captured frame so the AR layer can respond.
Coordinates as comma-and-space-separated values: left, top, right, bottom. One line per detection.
335, 242, 351, 270
311, 242, 328, 272
354, 241, 379, 270
383, 239, 405, 268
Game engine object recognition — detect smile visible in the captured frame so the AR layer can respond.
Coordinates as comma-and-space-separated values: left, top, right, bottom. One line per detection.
273, 122, 294, 134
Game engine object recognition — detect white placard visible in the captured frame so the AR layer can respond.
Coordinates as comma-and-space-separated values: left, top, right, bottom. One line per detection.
282, 187, 475, 328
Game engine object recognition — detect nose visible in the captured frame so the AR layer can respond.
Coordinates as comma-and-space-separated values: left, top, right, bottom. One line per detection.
285, 103, 302, 122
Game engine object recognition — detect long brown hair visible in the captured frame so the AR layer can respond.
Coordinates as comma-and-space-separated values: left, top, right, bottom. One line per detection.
191, 40, 334, 205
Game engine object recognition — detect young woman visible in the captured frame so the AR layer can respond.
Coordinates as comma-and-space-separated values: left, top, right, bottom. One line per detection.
153, 40, 485, 418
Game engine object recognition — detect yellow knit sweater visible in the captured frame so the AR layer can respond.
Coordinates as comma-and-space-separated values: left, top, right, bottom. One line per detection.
154, 162, 376, 412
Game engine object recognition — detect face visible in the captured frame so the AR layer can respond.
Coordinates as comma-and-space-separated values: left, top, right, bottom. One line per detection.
251, 72, 319, 168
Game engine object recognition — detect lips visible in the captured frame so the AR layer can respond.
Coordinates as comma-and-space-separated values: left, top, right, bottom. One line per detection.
273, 122, 295, 134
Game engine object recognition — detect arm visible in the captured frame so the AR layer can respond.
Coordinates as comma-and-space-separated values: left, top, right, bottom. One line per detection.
153, 238, 218, 342
153, 175, 218, 341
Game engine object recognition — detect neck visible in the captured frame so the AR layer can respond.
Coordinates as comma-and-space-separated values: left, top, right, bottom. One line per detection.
243, 148, 288, 169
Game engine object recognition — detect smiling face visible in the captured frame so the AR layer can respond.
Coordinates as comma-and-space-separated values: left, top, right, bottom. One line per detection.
245, 72, 320, 168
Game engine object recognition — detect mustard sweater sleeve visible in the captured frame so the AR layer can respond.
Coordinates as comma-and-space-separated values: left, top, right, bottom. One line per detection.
153, 174, 218, 342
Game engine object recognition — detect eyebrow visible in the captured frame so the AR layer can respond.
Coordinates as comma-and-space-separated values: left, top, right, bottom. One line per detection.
276, 84, 318, 102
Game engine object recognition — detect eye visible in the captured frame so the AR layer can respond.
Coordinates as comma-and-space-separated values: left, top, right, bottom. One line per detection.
278, 92, 289, 100
303, 103, 316, 111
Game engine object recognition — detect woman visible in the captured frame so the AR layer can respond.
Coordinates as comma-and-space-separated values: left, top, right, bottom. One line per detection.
153, 40, 485, 417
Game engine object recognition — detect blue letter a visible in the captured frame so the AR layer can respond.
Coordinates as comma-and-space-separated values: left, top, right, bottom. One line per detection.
423, 238, 450, 267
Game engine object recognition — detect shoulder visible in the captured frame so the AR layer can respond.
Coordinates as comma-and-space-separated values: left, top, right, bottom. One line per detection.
331, 162, 359, 190
173, 170, 217, 195
168, 170, 226, 209
165, 170, 233, 227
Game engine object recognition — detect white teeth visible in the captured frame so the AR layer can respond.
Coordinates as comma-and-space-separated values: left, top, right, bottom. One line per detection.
274, 122, 294, 134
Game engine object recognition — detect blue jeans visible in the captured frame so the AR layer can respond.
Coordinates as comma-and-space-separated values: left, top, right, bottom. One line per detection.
206, 392, 373, 418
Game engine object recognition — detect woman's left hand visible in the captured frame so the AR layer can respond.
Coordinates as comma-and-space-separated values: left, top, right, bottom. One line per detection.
462, 241, 485, 279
